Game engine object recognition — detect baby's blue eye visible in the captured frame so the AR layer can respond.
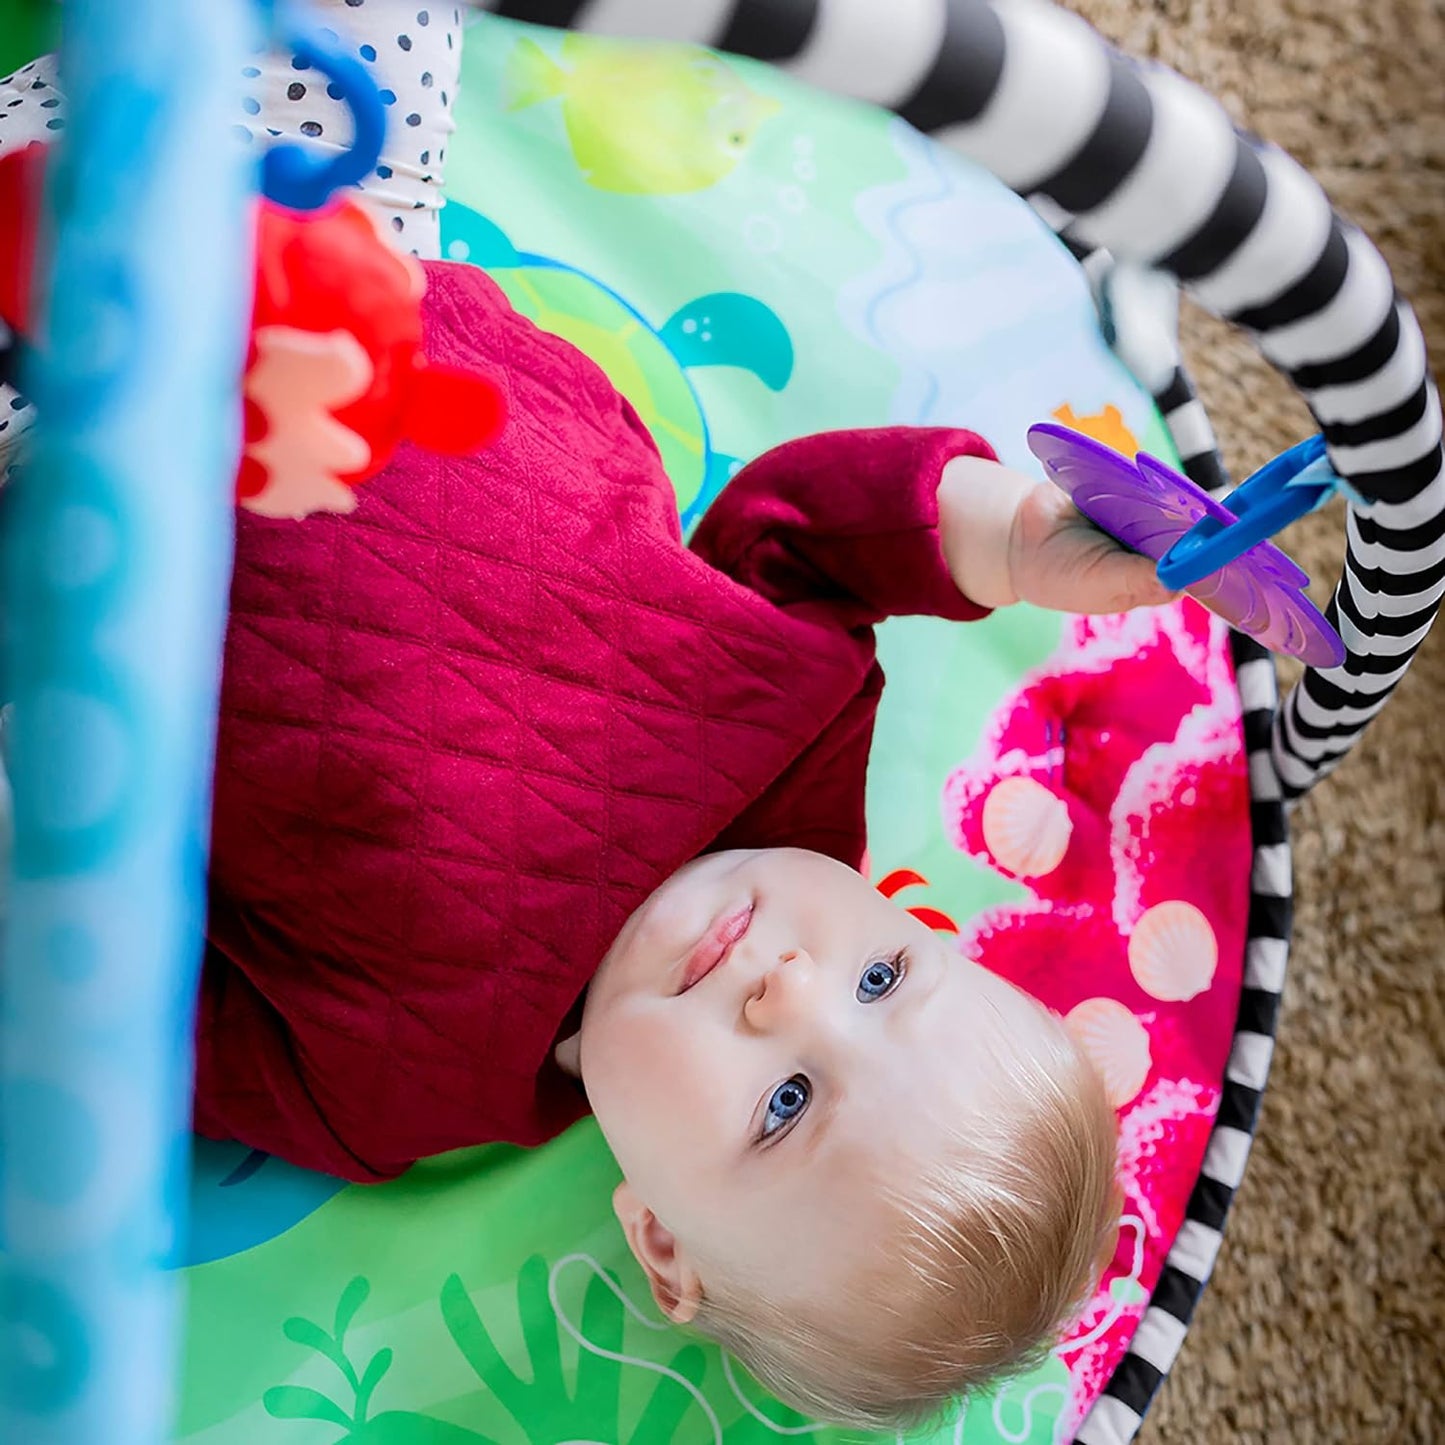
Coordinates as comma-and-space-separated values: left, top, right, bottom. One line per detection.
761, 1076, 810, 1140
857, 953, 905, 1001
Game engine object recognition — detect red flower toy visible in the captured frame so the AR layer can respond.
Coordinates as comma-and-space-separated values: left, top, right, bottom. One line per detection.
0, 141, 507, 519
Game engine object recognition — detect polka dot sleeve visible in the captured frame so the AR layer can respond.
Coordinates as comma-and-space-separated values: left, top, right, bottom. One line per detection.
239, 0, 463, 260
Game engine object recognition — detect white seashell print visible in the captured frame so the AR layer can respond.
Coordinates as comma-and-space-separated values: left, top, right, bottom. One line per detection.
1127, 900, 1219, 1002
981, 775, 1073, 877
1065, 998, 1152, 1107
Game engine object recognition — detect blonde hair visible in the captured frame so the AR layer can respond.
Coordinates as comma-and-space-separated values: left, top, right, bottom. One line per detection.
687, 1010, 1120, 1433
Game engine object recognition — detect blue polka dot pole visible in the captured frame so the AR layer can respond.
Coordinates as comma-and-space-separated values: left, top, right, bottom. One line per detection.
0, 1, 255, 1440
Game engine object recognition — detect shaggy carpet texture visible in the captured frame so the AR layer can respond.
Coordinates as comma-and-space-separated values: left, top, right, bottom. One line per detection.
1070, 2, 1444, 1441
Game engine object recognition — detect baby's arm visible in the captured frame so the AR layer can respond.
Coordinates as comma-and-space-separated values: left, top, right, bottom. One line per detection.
707, 676, 882, 868
690, 428, 1172, 624
688, 428, 1000, 628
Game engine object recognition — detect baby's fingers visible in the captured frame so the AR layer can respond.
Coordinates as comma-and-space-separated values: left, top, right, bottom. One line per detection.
1011, 484, 1182, 615
1095, 552, 1179, 613
1041, 546, 1180, 615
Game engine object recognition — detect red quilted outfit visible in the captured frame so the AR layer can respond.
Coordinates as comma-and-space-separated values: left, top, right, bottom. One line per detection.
199, 260, 995, 1181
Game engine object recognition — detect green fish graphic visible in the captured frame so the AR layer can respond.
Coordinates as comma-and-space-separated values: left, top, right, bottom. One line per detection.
505, 34, 782, 195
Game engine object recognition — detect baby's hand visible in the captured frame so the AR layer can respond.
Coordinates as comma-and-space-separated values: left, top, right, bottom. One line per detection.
939, 454, 1176, 614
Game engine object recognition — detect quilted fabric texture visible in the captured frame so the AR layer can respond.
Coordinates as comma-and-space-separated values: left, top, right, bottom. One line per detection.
198, 260, 993, 1182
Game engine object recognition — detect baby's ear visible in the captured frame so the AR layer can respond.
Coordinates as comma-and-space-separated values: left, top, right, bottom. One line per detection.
553, 1031, 582, 1078
612, 1182, 702, 1325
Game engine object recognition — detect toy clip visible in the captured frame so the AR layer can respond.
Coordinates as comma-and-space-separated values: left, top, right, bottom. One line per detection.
1027, 422, 1346, 667
1157, 434, 1338, 590
260, 14, 386, 211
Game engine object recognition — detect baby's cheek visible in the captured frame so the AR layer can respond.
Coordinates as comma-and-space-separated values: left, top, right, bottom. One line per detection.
589, 1001, 731, 1139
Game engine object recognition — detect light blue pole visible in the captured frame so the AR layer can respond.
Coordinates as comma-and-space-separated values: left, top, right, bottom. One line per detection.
0, 2, 255, 1441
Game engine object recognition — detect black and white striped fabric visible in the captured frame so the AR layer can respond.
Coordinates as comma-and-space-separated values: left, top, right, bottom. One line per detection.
479, 0, 1443, 806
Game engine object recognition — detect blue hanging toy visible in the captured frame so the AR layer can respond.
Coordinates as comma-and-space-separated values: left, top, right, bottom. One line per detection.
259, 16, 386, 210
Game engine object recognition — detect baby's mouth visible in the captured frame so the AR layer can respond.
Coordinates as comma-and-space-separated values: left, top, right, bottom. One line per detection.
677, 902, 754, 994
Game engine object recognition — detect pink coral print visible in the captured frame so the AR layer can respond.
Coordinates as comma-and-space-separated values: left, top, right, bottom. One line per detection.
942, 600, 1251, 1433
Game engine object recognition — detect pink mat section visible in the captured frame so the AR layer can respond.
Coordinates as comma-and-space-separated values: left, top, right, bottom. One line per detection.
943, 602, 1252, 1430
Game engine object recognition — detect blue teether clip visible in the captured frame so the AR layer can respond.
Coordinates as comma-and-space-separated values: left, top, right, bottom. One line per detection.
1157, 434, 1351, 589
260, 16, 386, 211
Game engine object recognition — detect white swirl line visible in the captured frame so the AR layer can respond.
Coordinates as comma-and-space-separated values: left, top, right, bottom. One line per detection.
719, 1352, 827, 1436
993, 1382, 1068, 1444
547, 1253, 723, 1444
1056, 1215, 1148, 1356
954, 1400, 971, 1443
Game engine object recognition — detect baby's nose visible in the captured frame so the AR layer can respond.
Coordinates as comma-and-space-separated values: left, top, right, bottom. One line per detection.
743, 948, 817, 1029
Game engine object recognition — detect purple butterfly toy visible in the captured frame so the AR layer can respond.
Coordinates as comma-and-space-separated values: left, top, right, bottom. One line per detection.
1027, 424, 1347, 667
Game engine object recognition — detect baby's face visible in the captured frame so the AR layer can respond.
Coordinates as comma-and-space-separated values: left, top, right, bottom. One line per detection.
577, 848, 1059, 1309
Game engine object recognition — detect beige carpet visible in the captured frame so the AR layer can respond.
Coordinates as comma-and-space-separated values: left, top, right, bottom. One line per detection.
1068, 2, 1445, 1441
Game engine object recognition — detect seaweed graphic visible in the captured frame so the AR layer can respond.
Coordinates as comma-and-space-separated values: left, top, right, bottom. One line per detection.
263, 1275, 497, 1444
262, 1257, 719, 1445
441, 1253, 711, 1443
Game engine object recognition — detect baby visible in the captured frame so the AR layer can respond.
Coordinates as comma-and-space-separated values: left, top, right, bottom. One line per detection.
190, 258, 1155, 1433
550, 439, 1138, 1431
